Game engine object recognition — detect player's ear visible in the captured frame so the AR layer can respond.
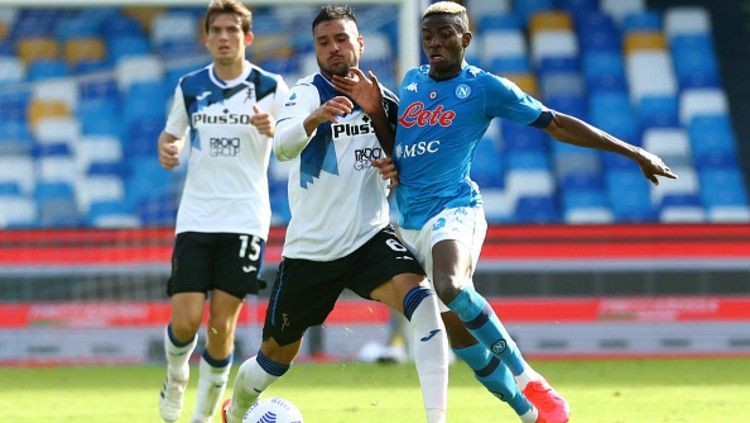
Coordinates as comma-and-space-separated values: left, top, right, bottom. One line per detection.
245, 31, 255, 46
358, 34, 364, 55
462, 31, 472, 49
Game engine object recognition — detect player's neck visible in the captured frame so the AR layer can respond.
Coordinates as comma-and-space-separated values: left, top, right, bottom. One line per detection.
428, 66, 461, 81
213, 59, 247, 81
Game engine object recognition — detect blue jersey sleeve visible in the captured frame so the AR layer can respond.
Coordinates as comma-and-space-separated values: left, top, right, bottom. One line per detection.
482, 72, 545, 125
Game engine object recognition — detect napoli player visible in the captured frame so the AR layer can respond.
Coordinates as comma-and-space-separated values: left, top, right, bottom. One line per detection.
335, 2, 677, 422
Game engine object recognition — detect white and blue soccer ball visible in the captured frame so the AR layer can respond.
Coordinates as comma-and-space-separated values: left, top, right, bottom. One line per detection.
242, 397, 303, 423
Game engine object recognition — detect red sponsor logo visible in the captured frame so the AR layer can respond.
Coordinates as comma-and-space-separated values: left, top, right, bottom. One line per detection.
398, 102, 456, 128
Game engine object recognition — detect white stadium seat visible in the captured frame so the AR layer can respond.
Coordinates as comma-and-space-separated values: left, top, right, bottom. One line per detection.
627, 51, 677, 103
531, 30, 578, 64
679, 88, 729, 125
664, 7, 711, 37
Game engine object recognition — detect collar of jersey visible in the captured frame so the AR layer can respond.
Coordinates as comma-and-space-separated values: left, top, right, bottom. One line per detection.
209, 60, 252, 88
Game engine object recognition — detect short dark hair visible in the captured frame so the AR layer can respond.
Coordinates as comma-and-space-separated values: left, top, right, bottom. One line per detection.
312, 4, 358, 33
204, 0, 252, 34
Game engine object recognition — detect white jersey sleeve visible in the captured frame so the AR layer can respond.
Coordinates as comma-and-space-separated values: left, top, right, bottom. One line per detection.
273, 83, 321, 161
164, 84, 189, 138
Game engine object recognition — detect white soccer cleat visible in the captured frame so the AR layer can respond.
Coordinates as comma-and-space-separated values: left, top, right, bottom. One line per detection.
159, 374, 188, 422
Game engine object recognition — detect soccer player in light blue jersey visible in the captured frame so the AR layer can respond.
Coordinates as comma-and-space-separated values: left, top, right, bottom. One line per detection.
335, 2, 677, 422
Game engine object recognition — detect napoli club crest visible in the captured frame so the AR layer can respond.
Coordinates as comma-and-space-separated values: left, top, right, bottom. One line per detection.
455, 84, 471, 99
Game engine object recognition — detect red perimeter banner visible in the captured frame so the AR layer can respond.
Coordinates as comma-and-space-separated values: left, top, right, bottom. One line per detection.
2, 296, 750, 329
1, 224, 750, 265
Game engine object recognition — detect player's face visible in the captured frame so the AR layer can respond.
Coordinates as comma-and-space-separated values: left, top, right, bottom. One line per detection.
421, 14, 470, 79
313, 18, 363, 78
205, 13, 253, 66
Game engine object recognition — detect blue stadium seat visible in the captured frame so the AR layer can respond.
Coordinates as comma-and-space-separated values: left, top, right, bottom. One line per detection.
27, 59, 70, 81
583, 52, 627, 91
688, 115, 737, 168
699, 167, 749, 208
34, 181, 81, 227
488, 56, 530, 74
515, 0, 553, 24
79, 78, 119, 101
136, 190, 179, 227
78, 98, 121, 137
501, 121, 548, 152
124, 116, 163, 157
101, 16, 143, 39
513, 195, 559, 223
477, 13, 521, 32
544, 94, 587, 121
576, 12, 621, 54
0, 182, 22, 197
74, 59, 112, 75
538, 57, 579, 75
561, 171, 604, 191
638, 95, 679, 128
122, 81, 168, 126
622, 10, 662, 32
55, 17, 101, 40
87, 161, 128, 177
470, 137, 504, 188
562, 189, 608, 209
87, 199, 135, 226
557, 0, 598, 23
606, 170, 656, 222
670, 34, 721, 89
505, 150, 551, 171
107, 36, 150, 63
589, 91, 640, 143
125, 157, 172, 208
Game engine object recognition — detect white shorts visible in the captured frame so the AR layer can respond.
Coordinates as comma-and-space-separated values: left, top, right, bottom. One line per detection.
398, 206, 487, 312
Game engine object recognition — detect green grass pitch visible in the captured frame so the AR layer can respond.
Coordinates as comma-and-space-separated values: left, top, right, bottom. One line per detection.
2, 358, 749, 422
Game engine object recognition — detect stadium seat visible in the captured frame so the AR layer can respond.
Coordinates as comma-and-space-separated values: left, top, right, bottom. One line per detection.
78, 97, 121, 137
658, 193, 705, 223
544, 94, 587, 121
27, 99, 70, 126
638, 95, 679, 128
531, 30, 578, 65
107, 35, 151, 63
480, 30, 527, 65
626, 51, 677, 103
506, 150, 551, 171
606, 169, 655, 222
707, 206, 750, 223
503, 73, 539, 97
699, 167, 749, 208
36, 150, 79, 185
576, 12, 621, 54
88, 199, 140, 228
27, 59, 69, 81
122, 82, 168, 127
0, 155, 35, 194
505, 169, 556, 209
650, 166, 699, 206
470, 137, 504, 188
466, 0, 512, 18
55, 16, 101, 41
670, 34, 721, 89
688, 115, 738, 168
122, 6, 164, 34
0, 56, 25, 85
622, 10, 662, 32
116, 54, 165, 91
32, 116, 81, 147
641, 128, 692, 168
0, 196, 38, 228
664, 6, 711, 37
476, 13, 521, 32
34, 181, 81, 227
540, 72, 584, 98
75, 175, 126, 213
514, 0, 553, 25
488, 56, 531, 74
529, 11, 573, 35
16, 37, 59, 64
582, 51, 627, 91
501, 121, 548, 152
588, 91, 640, 144
623, 31, 667, 55
679, 88, 729, 125
600, 0, 645, 23
562, 189, 614, 224
32, 79, 78, 113
552, 147, 601, 180
64, 38, 106, 66
513, 195, 559, 223
151, 12, 199, 48
76, 135, 124, 173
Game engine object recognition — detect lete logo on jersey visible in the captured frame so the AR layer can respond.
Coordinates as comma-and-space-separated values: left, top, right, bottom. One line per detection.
397, 102, 456, 128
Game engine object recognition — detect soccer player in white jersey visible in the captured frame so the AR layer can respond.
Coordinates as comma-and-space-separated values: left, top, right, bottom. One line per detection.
221, 5, 449, 423
156, 1, 289, 422
336, 2, 678, 423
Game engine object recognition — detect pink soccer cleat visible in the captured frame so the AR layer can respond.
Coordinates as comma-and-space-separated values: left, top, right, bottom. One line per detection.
524, 377, 570, 423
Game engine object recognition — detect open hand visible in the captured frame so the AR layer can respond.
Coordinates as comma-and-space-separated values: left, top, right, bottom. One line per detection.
331, 68, 383, 115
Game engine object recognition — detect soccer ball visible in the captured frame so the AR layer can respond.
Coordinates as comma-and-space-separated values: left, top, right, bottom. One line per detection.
242, 397, 303, 423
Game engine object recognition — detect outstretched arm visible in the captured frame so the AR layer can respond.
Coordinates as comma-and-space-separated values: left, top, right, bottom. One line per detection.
543, 110, 678, 185
331, 68, 395, 153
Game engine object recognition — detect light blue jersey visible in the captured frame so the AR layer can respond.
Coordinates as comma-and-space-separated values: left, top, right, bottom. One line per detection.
393, 64, 546, 229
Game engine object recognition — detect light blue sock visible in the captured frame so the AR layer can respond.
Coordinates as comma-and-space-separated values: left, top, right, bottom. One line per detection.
453, 343, 533, 416
447, 287, 528, 375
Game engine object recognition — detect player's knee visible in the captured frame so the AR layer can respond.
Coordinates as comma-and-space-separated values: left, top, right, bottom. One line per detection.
171, 319, 200, 341
432, 274, 463, 303
206, 317, 235, 342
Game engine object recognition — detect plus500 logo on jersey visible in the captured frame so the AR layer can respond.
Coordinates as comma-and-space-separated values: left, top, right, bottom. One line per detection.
397, 102, 456, 128
331, 115, 374, 140
192, 113, 252, 125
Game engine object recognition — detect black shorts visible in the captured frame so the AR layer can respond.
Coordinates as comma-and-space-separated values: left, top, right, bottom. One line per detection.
262, 225, 425, 346
167, 232, 265, 299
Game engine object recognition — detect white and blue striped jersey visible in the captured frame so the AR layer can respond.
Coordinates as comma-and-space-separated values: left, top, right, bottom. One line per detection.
273, 72, 399, 260
393, 64, 546, 230
165, 61, 288, 238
